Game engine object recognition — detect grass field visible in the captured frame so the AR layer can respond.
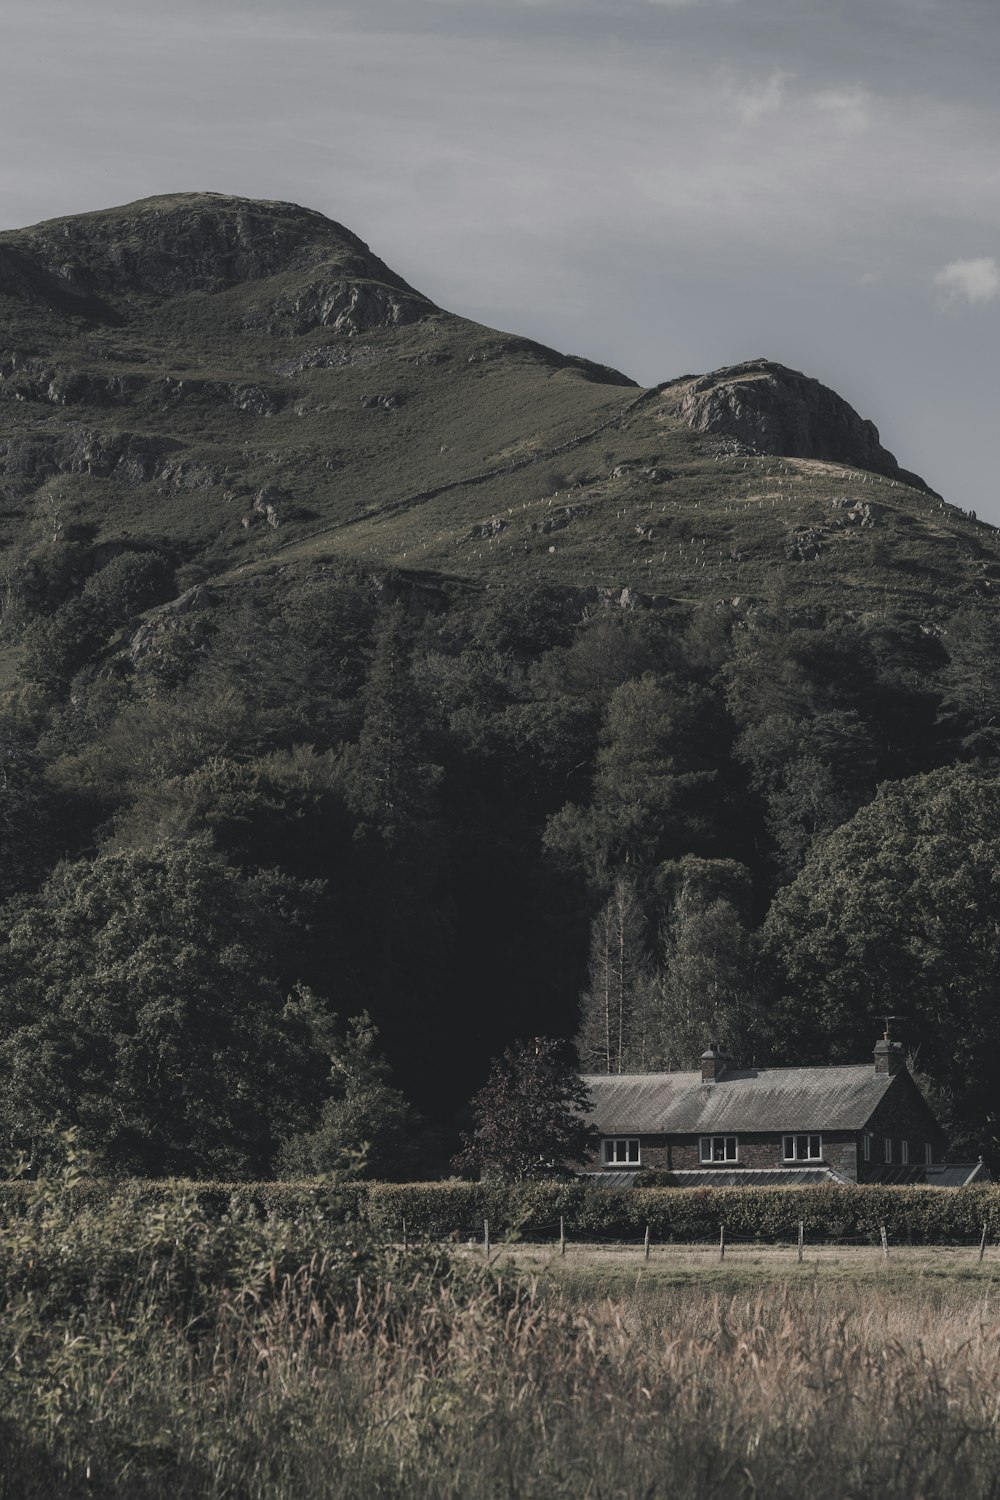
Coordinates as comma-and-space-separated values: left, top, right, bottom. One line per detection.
4, 1188, 999, 1500
490, 1238, 1000, 1298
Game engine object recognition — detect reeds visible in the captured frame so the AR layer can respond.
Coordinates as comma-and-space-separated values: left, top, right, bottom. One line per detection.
2, 1252, 998, 1499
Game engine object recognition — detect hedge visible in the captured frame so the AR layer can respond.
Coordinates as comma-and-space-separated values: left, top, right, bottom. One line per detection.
366, 1181, 1000, 1245
0, 1179, 371, 1225
1, 1178, 997, 1245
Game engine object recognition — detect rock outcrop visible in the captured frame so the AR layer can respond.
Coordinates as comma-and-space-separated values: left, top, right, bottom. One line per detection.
0, 194, 438, 333
671, 360, 933, 492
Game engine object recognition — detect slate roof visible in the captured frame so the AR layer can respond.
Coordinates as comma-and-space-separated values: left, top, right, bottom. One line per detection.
583, 1064, 898, 1135
867, 1162, 991, 1187
657, 1167, 848, 1187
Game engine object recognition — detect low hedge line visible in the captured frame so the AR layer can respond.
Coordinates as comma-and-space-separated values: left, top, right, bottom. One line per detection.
0, 1179, 370, 1225
1, 1178, 998, 1244
369, 1181, 1000, 1244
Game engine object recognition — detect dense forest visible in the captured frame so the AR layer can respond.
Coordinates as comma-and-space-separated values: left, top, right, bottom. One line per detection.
0, 193, 998, 1175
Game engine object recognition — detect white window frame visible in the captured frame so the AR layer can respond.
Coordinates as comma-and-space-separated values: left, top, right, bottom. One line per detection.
862, 1133, 872, 1162
884, 1137, 893, 1164
900, 1139, 909, 1165
699, 1135, 738, 1164
603, 1137, 640, 1167
782, 1133, 823, 1162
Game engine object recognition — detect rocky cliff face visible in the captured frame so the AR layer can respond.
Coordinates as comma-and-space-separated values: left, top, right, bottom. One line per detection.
671, 360, 932, 492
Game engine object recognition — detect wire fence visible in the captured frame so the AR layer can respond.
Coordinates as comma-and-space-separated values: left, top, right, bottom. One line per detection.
401, 1215, 996, 1264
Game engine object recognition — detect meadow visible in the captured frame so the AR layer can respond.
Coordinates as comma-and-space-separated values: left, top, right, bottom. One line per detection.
2, 1176, 998, 1499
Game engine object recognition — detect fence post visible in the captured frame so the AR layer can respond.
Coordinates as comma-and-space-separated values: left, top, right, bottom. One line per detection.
798, 1220, 804, 1264
719, 1224, 725, 1262
559, 1215, 566, 1258
644, 1224, 651, 1262
402, 1216, 407, 1252
880, 1225, 888, 1259
979, 1222, 988, 1263
484, 1218, 490, 1261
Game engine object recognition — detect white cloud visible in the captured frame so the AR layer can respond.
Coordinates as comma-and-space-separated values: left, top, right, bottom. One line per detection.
934, 257, 1000, 304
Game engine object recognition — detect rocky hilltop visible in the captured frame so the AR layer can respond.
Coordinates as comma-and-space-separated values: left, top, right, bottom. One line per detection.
0, 192, 428, 303
670, 360, 932, 493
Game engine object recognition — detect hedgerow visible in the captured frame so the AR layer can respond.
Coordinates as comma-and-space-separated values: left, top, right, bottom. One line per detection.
2, 1178, 997, 1244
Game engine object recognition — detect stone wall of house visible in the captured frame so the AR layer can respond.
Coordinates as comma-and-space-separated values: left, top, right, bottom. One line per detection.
592, 1131, 860, 1178
856, 1075, 946, 1181
660, 1132, 859, 1178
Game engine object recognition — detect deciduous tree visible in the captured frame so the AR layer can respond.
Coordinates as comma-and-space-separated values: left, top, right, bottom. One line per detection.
453, 1038, 596, 1181
763, 765, 1000, 1154
277, 1011, 421, 1179
0, 841, 331, 1176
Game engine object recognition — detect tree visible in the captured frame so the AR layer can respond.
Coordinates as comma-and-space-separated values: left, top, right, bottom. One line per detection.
529, 616, 655, 710
277, 1011, 421, 1180
347, 605, 441, 846
577, 878, 653, 1073
655, 891, 755, 1070
543, 674, 716, 889
0, 840, 332, 1176
735, 709, 878, 880
0, 715, 70, 900
763, 765, 1000, 1155
935, 607, 1000, 759
453, 1038, 597, 1181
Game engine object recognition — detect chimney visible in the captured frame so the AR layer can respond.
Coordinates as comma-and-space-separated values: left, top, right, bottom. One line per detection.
701, 1044, 726, 1083
874, 1034, 905, 1077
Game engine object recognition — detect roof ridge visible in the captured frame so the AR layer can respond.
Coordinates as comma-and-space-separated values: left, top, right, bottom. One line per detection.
584, 1061, 876, 1081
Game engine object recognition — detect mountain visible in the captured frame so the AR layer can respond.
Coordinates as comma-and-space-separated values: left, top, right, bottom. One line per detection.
4, 190, 994, 631
1, 193, 998, 1171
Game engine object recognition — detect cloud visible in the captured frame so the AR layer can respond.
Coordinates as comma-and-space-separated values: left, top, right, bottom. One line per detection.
812, 86, 871, 135
730, 68, 792, 125
934, 257, 1000, 304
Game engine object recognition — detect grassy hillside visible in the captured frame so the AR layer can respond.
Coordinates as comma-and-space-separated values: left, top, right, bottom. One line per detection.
2, 191, 994, 628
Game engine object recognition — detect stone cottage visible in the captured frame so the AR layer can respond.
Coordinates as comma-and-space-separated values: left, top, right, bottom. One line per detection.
583, 1034, 987, 1186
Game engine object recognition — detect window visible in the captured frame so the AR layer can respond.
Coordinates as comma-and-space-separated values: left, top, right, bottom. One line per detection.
862, 1133, 872, 1162
900, 1139, 909, 1165
884, 1137, 893, 1164
925, 1143, 933, 1165
699, 1135, 738, 1163
783, 1134, 822, 1162
603, 1138, 640, 1167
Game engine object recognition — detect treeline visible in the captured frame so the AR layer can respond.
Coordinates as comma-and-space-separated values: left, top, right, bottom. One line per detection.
1, 539, 1000, 1171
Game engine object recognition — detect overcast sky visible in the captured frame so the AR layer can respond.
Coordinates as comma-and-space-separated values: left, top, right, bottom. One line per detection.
3, 0, 999, 516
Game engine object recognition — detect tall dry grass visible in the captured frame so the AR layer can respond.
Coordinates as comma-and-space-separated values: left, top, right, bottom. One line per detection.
2, 1259, 999, 1498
